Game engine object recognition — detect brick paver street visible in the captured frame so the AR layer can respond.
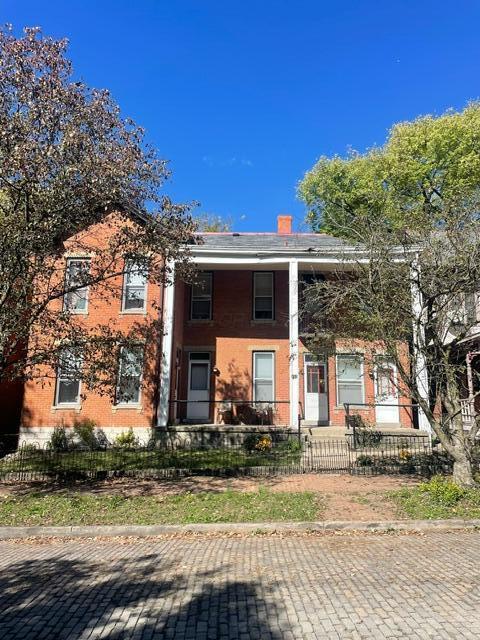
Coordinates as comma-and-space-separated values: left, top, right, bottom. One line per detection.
1, 531, 479, 639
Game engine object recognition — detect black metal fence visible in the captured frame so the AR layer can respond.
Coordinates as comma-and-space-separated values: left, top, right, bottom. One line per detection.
0, 429, 451, 482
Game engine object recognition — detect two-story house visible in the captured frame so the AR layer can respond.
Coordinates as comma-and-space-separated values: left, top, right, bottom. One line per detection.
18, 214, 414, 443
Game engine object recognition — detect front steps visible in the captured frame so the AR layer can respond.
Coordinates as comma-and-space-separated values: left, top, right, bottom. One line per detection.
300, 425, 428, 440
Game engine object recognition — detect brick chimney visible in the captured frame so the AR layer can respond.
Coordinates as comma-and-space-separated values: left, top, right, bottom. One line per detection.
277, 214, 292, 234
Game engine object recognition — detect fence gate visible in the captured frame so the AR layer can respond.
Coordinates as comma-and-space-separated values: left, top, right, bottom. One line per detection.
304, 439, 351, 472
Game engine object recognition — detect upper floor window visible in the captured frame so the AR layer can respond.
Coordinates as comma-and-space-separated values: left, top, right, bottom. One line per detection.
253, 272, 274, 320
122, 260, 147, 312
336, 354, 364, 407
64, 258, 90, 313
116, 345, 144, 405
55, 347, 82, 406
191, 272, 212, 320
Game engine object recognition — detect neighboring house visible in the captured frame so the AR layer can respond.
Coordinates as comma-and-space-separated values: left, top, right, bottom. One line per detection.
19, 211, 164, 443
17, 214, 415, 443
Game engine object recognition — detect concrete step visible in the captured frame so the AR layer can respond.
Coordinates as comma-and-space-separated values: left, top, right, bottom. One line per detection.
301, 425, 428, 440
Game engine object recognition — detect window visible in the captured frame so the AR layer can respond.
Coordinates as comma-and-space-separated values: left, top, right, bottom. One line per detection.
116, 346, 144, 404
64, 258, 90, 313
191, 273, 212, 320
253, 272, 274, 320
336, 354, 364, 406
122, 260, 147, 312
253, 352, 274, 403
55, 347, 82, 406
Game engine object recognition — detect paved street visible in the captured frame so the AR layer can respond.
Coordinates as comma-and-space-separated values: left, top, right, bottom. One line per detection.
1, 531, 480, 639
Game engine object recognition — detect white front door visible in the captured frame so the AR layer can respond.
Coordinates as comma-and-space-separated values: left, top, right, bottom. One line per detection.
304, 355, 328, 423
374, 358, 400, 424
187, 353, 211, 421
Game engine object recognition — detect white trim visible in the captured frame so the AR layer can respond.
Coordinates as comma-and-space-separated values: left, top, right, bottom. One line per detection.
335, 353, 365, 407
253, 351, 275, 403
157, 263, 175, 427
121, 259, 148, 313
289, 259, 299, 429
410, 258, 431, 433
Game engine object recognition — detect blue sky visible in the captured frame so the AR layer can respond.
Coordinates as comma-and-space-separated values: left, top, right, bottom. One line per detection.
4, 1, 480, 231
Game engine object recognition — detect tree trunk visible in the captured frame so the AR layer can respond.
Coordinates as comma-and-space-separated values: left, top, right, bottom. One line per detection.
452, 456, 476, 487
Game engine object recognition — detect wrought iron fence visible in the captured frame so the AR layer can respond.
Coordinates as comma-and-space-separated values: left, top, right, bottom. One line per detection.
0, 428, 451, 482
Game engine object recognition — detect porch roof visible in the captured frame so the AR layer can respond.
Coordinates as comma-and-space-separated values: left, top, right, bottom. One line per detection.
191, 232, 348, 251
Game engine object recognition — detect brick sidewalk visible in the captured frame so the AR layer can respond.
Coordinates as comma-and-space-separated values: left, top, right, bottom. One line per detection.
1, 531, 479, 639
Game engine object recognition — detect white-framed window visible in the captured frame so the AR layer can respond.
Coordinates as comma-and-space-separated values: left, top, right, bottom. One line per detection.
336, 354, 364, 406
54, 347, 82, 406
116, 346, 144, 405
253, 351, 274, 403
253, 272, 274, 320
64, 258, 90, 313
122, 260, 148, 312
191, 272, 212, 320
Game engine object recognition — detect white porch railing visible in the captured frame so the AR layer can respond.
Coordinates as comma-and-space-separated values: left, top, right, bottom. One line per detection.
460, 399, 475, 430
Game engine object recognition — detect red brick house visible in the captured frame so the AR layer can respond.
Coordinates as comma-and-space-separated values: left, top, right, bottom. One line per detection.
18, 214, 415, 443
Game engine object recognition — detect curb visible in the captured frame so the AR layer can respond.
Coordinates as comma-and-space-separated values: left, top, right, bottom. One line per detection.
0, 519, 480, 540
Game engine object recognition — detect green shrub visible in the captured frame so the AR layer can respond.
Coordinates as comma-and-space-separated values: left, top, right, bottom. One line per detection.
73, 418, 99, 450
48, 427, 71, 451
356, 454, 374, 466
244, 433, 273, 453
276, 438, 302, 454
419, 476, 466, 506
114, 429, 140, 449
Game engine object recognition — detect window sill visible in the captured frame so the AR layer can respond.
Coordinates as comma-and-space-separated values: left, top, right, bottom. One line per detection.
112, 404, 143, 412
250, 319, 276, 325
51, 404, 82, 411
120, 310, 147, 316
187, 319, 214, 325
65, 310, 89, 316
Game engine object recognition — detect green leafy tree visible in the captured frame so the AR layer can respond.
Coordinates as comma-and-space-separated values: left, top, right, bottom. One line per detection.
0, 26, 194, 394
300, 105, 480, 486
300, 103, 480, 236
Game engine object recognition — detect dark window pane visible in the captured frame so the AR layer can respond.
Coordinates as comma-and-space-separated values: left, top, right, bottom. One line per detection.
192, 299, 211, 319
190, 363, 209, 390
254, 297, 273, 319
57, 379, 80, 404
124, 286, 146, 310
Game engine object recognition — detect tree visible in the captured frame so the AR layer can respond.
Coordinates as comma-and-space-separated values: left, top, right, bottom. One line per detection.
299, 106, 480, 486
195, 213, 232, 232
0, 26, 194, 395
300, 103, 480, 237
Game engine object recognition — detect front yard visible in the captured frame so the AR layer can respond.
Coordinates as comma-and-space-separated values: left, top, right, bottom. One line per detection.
0, 445, 302, 476
1, 474, 479, 526
0, 488, 319, 525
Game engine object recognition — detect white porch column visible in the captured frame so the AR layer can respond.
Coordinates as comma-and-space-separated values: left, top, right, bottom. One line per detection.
157, 262, 176, 427
289, 259, 299, 430
410, 259, 431, 433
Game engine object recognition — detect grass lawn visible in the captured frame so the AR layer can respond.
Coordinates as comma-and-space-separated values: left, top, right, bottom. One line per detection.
0, 447, 302, 475
392, 476, 480, 520
0, 488, 321, 526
